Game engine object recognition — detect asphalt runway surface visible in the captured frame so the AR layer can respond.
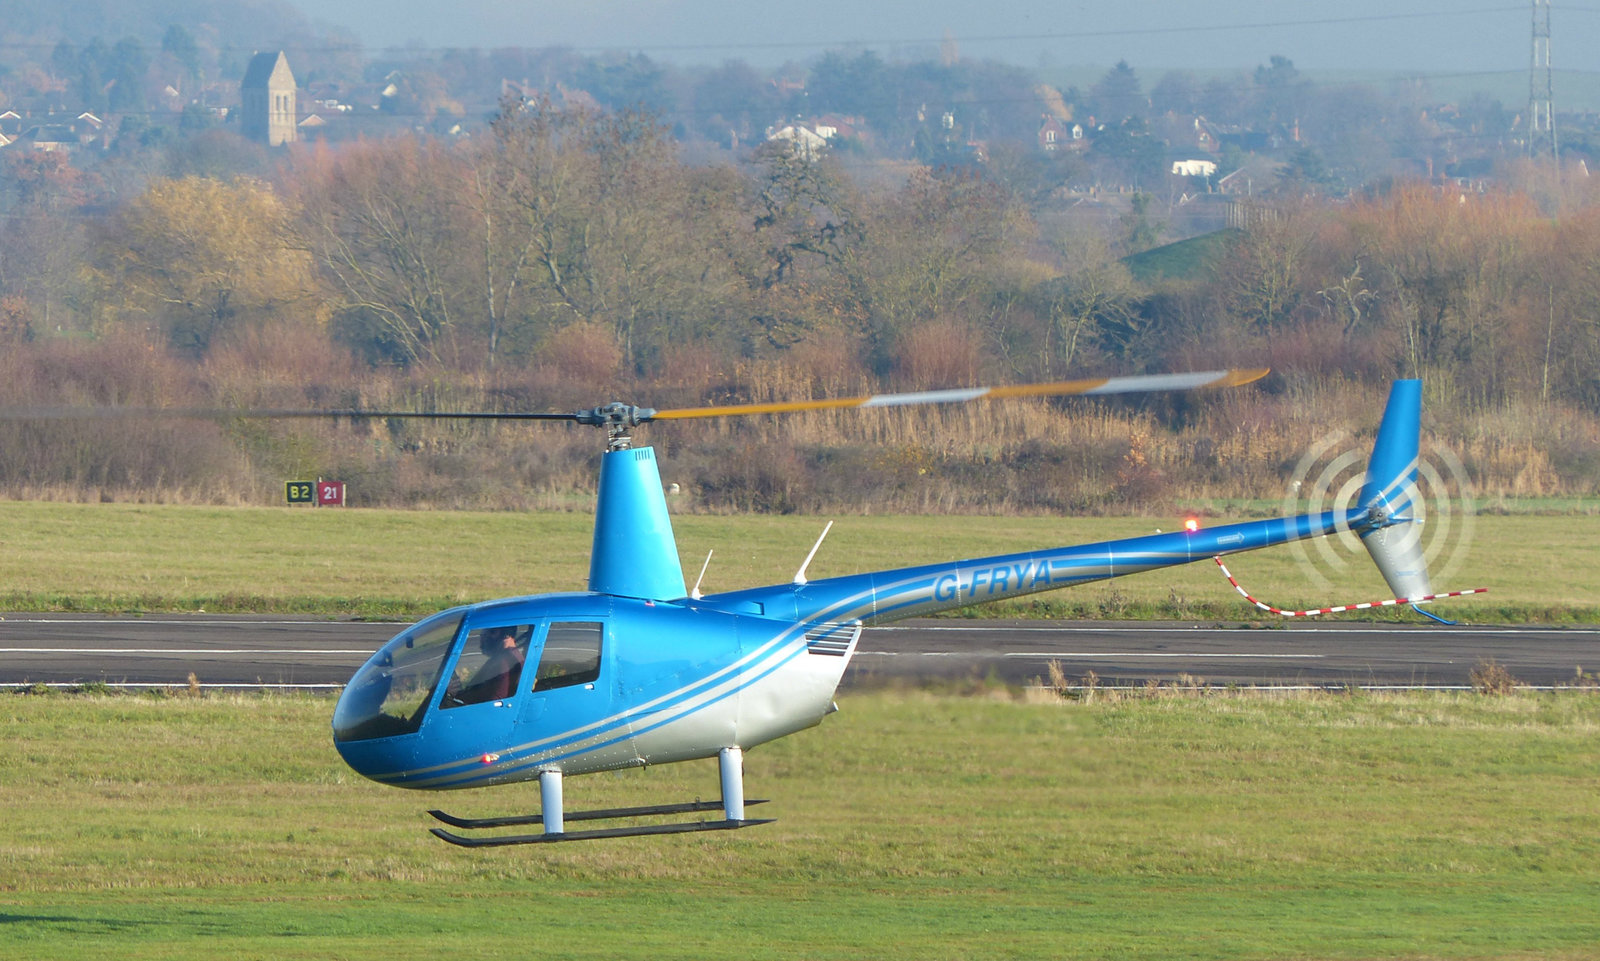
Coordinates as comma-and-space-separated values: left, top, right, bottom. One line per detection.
2, 614, 1596, 690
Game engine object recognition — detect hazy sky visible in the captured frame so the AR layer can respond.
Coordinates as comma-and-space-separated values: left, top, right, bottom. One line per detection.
294, 1, 1599, 76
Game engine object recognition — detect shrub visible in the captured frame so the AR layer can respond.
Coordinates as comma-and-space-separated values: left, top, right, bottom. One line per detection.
1469, 658, 1520, 695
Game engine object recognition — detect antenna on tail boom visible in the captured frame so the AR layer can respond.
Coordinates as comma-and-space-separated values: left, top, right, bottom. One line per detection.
691, 550, 714, 600
793, 522, 834, 586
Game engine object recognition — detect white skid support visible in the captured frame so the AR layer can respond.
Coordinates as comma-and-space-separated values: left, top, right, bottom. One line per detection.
540, 769, 564, 835
1214, 556, 1487, 617
719, 747, 745, 822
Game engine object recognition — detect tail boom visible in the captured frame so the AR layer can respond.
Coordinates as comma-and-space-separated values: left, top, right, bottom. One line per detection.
707, 508, 1365, 627
697, 379, 1457, 627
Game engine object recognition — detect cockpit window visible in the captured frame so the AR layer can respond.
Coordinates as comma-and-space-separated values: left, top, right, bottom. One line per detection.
438, 624, 532, 709
332, 612, 464, 742
533, 621, 603, 691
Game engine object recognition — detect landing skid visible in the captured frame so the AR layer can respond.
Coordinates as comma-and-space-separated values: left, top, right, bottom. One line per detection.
428, 747, 769, 846
429, 798, 769, 830
431, 815, 774, 847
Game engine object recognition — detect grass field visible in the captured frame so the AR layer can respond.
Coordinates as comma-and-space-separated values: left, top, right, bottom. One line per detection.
1, 500, 1597, 622
1, 689, 1597, 960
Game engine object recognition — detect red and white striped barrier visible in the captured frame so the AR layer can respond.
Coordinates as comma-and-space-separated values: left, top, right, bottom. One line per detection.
1213, 556, 1487, 617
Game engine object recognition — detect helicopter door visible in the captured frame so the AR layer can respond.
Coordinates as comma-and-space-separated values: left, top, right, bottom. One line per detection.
431, 622, 534, 748
519, 620, 614, 759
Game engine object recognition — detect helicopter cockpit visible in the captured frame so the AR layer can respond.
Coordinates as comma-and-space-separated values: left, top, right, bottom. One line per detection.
332, 606, 609, 747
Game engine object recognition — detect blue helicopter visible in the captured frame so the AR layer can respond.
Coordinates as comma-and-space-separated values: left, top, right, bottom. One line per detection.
327, 372, 1447, 846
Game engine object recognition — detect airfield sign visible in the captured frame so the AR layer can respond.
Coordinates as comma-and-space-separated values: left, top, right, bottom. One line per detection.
286, 480, 346, 506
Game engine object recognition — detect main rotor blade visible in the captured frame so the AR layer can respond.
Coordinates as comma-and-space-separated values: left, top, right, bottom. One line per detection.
646, 368, 1269, 421
226, 410, 582, 421
0, 407, 581, 422
0, 369, 1267, 428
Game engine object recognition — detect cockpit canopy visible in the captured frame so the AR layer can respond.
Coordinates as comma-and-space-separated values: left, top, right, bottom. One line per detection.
332, 608, 606, 744
332, 610, 463, 742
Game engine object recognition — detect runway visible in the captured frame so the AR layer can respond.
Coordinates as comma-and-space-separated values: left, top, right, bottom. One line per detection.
2, 614, 1595, 690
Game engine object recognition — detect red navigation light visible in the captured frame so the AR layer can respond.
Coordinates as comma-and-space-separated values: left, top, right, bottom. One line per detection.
1184, 517, 1200, 532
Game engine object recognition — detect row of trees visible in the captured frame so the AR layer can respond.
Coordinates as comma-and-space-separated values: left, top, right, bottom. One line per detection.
1209, 182, 1600, 407
22, 103, 1595, 404
3, 99, 1600, 507
24, 98, 1046, 379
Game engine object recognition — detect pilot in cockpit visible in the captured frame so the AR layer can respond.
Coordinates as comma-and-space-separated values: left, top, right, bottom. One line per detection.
473, 625, 525, 699
446, 625, 527, 706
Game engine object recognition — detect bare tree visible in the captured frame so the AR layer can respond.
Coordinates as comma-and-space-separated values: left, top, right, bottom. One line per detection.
491, 97, 741, 368
293, 138, 472, 367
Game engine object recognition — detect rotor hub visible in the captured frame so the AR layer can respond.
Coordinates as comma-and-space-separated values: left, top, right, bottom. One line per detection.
574, 403, 657, 451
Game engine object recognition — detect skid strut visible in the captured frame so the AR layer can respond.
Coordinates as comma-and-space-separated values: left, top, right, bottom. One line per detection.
429, 748, 773, 846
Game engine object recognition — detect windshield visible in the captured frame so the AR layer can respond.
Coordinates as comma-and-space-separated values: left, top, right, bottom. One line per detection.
332, 611, 464, 742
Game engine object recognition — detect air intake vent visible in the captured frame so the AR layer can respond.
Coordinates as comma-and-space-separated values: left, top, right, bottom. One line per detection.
804, 622, 861, 657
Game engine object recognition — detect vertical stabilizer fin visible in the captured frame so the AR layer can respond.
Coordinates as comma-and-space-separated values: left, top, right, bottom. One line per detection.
1357, 380, 1432, 599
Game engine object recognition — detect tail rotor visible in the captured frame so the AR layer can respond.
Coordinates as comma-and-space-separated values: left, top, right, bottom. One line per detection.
1270, 380, 1482, 618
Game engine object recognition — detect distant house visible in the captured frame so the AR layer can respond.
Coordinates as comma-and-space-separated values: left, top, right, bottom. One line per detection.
813, 113, 865, 142
1038, 115, 1065, 152
1217, 156, 1284, 198
770, 77, 805, 100
766, 122, 829, 160
1171, 159, 1217, 178
9, 112, 108, 152
1039, 116, 1086, 153
20, 124, 78, 152
240, 51, 297, 146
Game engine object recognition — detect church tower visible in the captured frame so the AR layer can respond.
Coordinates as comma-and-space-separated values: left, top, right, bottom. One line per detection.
240, 51, 297, 146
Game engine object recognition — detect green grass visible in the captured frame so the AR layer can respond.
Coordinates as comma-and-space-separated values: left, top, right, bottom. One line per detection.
1123, 229, 1240, 284
2, 690, 1597, 959
2, 500, 1597, 621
